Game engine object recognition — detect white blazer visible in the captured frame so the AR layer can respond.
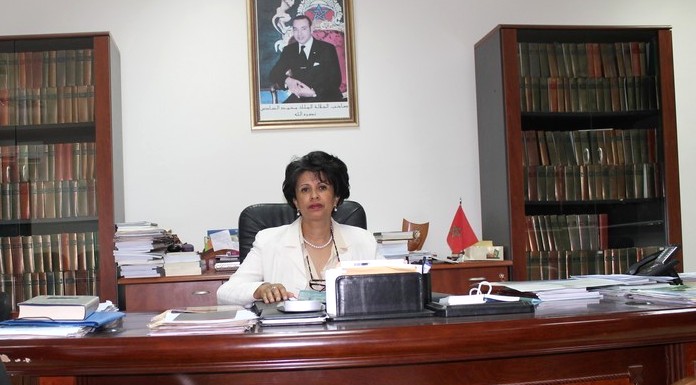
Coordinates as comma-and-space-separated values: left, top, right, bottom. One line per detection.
217, 218, 382, 306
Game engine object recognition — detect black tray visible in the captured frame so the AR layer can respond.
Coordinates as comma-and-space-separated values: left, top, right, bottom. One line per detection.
426, 301, 535, 317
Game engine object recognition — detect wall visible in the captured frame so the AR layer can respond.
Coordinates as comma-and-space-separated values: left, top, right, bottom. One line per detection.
0, 0, 694, 270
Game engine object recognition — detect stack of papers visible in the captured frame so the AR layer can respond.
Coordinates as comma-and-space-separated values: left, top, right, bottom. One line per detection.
534, 287, 602, 302
0, 326, 89, 339
114, 221, 180, 278
492, 278, 611, 302
147, 307, 257, 336
627, 285, 696, 305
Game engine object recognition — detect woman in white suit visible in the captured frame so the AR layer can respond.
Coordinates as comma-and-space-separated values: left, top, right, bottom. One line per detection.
217, 151, 382, 306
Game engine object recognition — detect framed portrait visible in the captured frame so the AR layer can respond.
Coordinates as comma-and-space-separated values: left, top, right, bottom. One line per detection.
247, 0, 358, 129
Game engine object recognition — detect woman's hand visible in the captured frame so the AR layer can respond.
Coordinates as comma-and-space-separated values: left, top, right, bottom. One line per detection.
254, 283, 295, 303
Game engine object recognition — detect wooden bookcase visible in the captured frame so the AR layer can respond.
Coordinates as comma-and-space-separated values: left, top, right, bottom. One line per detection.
475, 25, 681, 280
0, 32, 123, 310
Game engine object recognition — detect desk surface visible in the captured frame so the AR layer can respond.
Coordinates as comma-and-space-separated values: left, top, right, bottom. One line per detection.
3, 299, 696, 384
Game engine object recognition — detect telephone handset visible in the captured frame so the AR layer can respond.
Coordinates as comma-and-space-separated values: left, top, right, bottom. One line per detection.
625, 245, 682, 284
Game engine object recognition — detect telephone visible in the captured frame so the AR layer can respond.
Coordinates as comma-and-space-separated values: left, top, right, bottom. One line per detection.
625, 245, 682, 284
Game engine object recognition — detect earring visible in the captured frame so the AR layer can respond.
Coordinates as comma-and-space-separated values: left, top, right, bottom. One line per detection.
333, 206, 338, 212
297, 209, 301, 216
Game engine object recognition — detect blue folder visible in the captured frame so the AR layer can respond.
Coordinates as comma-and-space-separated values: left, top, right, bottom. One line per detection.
0, 311, 125, 328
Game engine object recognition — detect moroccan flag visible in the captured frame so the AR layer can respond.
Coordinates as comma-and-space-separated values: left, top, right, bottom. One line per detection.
446, 202, 478, 254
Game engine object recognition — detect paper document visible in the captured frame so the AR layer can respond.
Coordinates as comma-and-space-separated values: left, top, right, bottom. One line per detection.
209, 229, 236, 251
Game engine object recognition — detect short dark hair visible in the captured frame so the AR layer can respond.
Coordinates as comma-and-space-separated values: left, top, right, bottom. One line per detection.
282, 151, 350, 210
291, 14, 312, 26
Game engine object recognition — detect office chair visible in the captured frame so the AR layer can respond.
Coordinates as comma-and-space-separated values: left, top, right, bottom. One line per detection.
238, 200, 367, 261
0, 292, 10, 321
0, 361, 10, 385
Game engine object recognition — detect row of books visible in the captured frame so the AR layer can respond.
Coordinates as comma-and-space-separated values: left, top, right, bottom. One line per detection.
0, 49, 94, 90
518, 41, 656, 113
524, 162, 662, 202
526, 214, 607, 254
0, 232, 98, 275
526, 246, 662, 280
523, 128, 657, 168
523, 128, 661, 202
519, 41, 652, 82
2, 142, 97, 184
0, 178, 97, 221
0, 85, 95, 126
520, 74, 657, 113
0, 269, 98, 310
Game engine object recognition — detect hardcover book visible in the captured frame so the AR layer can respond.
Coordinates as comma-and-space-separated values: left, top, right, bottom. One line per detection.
17, 294, 98, 320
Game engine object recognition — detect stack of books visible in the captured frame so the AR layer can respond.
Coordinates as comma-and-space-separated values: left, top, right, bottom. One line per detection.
114, 222, 178, 278
0, 295, 125, 338
163, 252, 202, 277
373, 231, 418, 260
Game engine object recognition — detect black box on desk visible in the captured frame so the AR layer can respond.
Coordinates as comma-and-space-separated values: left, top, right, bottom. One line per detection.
331, 272, 432, 321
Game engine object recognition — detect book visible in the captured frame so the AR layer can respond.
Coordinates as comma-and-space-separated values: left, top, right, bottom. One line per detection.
373, 231, 418, 242
17, 294, 99, 320
163, 251, 200, 263
163, 261, 202, 277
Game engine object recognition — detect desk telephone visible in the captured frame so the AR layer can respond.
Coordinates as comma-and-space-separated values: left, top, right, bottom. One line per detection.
625, 245, 682, 284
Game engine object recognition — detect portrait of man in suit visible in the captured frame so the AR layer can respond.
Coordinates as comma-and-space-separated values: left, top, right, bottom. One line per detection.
269, 15, 343, 103
251, 0, 357, 127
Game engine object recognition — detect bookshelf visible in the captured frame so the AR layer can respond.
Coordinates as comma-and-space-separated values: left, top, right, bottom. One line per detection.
475, 25, 681, 280
0, 32, 123, 310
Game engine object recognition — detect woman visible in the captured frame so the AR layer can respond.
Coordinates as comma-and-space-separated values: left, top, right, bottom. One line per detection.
217, 151, 382, 306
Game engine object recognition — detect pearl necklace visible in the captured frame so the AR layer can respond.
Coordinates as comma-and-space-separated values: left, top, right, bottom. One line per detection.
303, 235, 334, 249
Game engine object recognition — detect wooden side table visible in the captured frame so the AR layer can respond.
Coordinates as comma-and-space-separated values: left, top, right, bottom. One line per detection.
117, 272, 232, 312
429, 260, 511, 294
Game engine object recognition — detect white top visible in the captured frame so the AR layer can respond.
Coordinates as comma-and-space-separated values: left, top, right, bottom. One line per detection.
216, 218, 383, 306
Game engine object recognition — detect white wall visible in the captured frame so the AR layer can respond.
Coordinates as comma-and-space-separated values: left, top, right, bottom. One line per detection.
1, 0, 694, 270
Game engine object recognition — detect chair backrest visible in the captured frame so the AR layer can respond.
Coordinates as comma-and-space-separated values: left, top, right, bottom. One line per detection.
238, 200, 367, 261
0, 291, 10, 321
0, 361, 10, 385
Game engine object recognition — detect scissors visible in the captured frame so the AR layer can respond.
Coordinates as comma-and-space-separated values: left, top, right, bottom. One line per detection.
469, 281, 492, 296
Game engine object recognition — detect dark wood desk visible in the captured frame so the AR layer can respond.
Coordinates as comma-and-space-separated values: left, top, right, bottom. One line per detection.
4, 300, 696, 385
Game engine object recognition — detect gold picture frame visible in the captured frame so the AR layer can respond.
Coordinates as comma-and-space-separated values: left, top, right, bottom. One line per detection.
247, 0, 358, 129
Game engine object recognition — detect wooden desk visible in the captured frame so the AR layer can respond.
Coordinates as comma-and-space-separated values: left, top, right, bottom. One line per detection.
4, 299, 696, 384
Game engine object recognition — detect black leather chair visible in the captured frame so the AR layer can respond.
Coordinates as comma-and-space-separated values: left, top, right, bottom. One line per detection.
0, 291, 10, 322
0, 361, 10, 385
238, 200, 367, 261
